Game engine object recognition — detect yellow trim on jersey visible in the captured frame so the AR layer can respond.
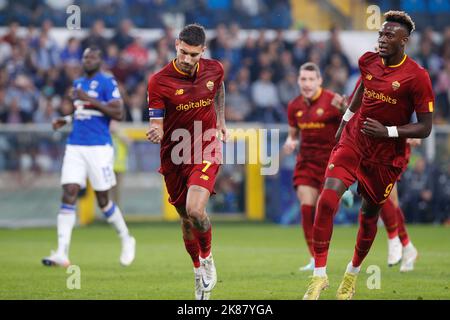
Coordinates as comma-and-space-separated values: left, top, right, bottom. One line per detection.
172, 59, 200, 76
381, 54, 407, 68
429, 101, 434, 112
311, 87, 323, 101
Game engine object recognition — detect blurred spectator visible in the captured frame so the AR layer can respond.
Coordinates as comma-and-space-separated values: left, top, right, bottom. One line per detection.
209, 23, 228, 57
277, 69, 300, 107
81, 20, 109, 55
111, 19, 135, 50
434, 58, 450, 122
60, 37, 82, 66
272, 49, 295, 83
323, 26, 352, 76
414, 40, 442, 83
30, 33, 61, 77
124, 36, 149, 71
0, 96, 31, 123
323, 53, 349, 94
33, 96, 60, 124
225, 80, 252, 122
2, 21, 20, 46
233, 0, 267, 28
249, 68, 285, 123
399, 157, 434, 223
126, 82, 147, 123
4, 44, 31, 79
5, 74, 39, 121
235, 67, 252, 97
241, 36, 259, 69
434, 163, 450, 224
292, 29, 313, 67
105, 43, 120, 70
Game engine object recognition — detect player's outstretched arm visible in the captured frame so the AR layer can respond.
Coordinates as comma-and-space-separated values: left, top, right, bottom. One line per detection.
147, 118, 164, 144
215, 81, 227, 142
335, 80, 364, 142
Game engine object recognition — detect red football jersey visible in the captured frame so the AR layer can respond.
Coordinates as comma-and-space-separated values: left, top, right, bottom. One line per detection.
148, 58, 224, 173
287, 88, 342, 161
342, 51, 434, 167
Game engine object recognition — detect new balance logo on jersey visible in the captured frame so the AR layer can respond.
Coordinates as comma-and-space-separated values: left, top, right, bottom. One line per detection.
366, 74, 373, 80
175, 89, 184, 95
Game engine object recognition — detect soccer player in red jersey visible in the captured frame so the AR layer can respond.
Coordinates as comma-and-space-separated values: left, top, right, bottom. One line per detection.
283, 62, 348, 271
146, 24, 225, 300
347, 78, 419, 271
303, 11, 434, 300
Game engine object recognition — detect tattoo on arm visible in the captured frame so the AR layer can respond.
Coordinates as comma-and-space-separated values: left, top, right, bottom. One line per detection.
215, 81, 225, 121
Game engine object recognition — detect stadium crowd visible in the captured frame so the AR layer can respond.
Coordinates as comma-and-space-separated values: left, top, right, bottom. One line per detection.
0, 12, 449, 223
1, 19, 450, 125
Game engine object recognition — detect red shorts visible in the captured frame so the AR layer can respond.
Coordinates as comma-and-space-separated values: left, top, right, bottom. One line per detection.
161, 162, 220, 208
325, 143, 402, 205
293, 157, 328, 190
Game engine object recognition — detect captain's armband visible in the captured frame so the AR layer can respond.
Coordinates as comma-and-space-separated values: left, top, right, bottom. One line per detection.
149, 108, 165, 119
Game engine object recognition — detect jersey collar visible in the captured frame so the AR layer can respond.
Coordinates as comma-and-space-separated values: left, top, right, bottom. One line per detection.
172, 59, 200, 77
303, 87, 322, 105
381, 54, 407, 68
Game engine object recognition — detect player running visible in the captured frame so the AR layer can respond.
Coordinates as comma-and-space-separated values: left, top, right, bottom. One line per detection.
283, 62, 350, 271
347, 78, 419, 271
146, 24, 226, 300
42, 47, 136, 268
303, 11, 434, 300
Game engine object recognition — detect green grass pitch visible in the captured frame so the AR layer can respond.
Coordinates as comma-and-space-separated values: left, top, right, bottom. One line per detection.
0, 222, 449, 300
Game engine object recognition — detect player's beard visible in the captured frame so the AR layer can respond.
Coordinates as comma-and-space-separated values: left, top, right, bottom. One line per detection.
180, 63, 194, 73
84, 64, 100, 76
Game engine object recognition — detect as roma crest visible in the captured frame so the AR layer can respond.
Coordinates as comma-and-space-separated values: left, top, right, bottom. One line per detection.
392, 81, 400, 91
206, 81, 214, 91
316, 108, 324, 116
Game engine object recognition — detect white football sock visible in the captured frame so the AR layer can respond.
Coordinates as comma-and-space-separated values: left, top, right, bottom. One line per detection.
102, 201, 129, 240
346, 261, 361, 274
313, 266, 327, 277
56, 203, 76, 257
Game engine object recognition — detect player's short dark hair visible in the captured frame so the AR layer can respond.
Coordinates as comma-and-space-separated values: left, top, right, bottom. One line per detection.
179, 24, 206, 46
384, 11, 415, 35
300, 62, 321, 78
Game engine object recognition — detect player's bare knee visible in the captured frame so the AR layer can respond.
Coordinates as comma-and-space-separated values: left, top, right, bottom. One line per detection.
95, 192, 109, 209
186, 205, 204, 221
62, 184, 79, 205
